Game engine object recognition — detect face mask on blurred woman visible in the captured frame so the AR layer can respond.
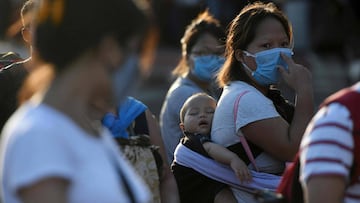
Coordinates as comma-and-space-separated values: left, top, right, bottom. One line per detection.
191, 54, 225, 82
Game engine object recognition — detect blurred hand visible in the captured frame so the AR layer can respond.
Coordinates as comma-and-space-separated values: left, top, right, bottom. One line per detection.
230, 158, 252, 183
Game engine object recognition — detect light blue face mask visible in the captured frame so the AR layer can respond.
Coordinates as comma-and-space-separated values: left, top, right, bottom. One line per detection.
243, 48, 293, 86
111, 54, 139, 105
191, 55, 225, 82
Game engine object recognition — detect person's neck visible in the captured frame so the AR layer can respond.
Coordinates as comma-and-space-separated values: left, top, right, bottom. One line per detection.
256, 84, 269, 95
23, 51, 44, 72
186, 73, 210, 92
42, 68, 101, 137
245, 78, 269, 95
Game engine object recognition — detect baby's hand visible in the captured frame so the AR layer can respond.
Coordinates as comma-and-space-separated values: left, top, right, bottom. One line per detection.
230, 158, 252, 183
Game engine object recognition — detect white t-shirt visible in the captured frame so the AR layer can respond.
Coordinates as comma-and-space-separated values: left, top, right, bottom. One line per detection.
300, 83, 360, 202
212, 81, 279, 147
212, 81, 284, 203
212, 81, 285, 175
0, 102, 150, 203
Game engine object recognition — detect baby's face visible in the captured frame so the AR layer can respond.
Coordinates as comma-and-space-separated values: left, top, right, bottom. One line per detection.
183, 97, 216, 135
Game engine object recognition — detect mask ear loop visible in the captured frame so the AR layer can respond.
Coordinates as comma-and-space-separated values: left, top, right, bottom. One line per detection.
242, 50, 256, 58
236, 49, 255, 74
241, 62, 254, 75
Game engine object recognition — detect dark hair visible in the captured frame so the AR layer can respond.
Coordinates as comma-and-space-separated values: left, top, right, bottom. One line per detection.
172, 10, 225, 76
217, 1, 293, 87
34, 0, 151, 69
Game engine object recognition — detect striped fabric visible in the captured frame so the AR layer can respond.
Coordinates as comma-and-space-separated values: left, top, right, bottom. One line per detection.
300, 83, 360, 202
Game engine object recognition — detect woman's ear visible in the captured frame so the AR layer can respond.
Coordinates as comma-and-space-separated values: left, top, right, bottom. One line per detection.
234, 49, 244, 63
179, 123, 185, 131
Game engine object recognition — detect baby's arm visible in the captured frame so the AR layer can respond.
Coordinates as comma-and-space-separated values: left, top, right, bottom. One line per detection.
203, 142, 252, 182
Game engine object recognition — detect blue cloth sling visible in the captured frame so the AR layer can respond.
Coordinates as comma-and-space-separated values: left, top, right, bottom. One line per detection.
102, 97, 147, 139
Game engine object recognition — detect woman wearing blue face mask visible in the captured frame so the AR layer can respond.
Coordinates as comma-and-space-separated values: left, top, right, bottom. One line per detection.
209, 2, 314, 202
160, 10, 226, 164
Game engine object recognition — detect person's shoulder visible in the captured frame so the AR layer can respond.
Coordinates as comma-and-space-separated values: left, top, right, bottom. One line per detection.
4, 103, 75, 139
227, 81, 261, 95
169, 77, 201, 92
232, 86, 268, 103
2, 103, 45, 141
321, 82, 360, 116
227, 81, 251, 88
167, 81, 201, 101
220, 81, 269, 108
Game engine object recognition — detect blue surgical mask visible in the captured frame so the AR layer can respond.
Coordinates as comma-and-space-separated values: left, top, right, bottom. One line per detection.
111, 54, 139, 105
191, 55, 225, 82
243, 48, 293, 86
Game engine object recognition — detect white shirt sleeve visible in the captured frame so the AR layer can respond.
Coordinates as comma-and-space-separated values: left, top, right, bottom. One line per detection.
300, 103, 354, 184
5, 125, 73, 192
236, 90, 279, 129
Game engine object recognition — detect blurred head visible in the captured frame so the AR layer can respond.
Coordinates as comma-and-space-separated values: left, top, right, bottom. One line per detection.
172, 10, 225, 78
217, 2, 293, 87
27, 0, 156, 116
34, 0, 152, 69
179, 93, 217, 135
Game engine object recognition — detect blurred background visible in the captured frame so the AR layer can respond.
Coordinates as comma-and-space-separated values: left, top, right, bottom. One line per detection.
1, 0, 360, 118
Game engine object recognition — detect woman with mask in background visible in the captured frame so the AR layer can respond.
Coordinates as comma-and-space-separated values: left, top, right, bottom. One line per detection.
0, 0, 155, 202
160, 10, 225, 164
210, 2, 314, 202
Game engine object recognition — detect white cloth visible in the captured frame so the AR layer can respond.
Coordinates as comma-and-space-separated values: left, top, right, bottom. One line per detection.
160, 77, 204, 164
211, 81, 279, 147
211, 81, 284, 173
174, 143, 281, 191
211, 81, 285, 202
300, 83, 360, 203
0, 102, 150, 203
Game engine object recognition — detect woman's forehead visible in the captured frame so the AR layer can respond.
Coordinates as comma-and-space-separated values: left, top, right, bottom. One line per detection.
192, 33, 222, 48
254, 17, 288, 41
188, 97, 216, 107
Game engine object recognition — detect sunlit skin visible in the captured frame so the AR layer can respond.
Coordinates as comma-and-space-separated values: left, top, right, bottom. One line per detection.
305, 176, 346, 203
